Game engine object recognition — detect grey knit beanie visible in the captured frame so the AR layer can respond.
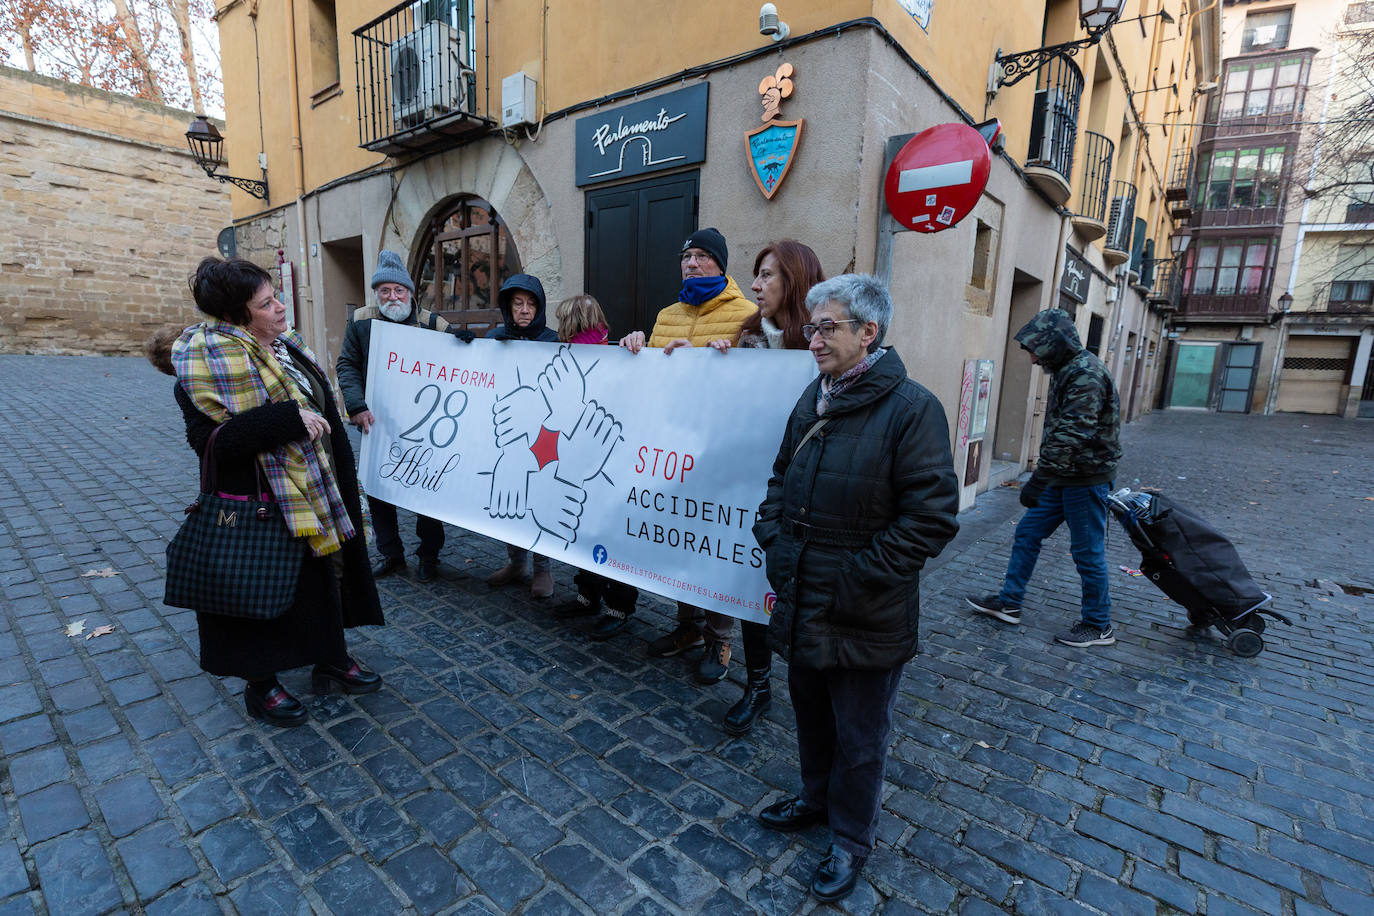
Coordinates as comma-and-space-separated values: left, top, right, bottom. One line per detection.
370, 250, 415, 293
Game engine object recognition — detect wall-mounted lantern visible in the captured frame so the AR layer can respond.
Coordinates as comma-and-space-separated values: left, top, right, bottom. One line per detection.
186, 115, 269, 201
992, 0, 1174, 90
1169, 231, 1191, 256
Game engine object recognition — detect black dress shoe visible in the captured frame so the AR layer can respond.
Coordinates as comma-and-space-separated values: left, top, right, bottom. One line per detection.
312, 660, 382, 695
811, 844, 867, 902
759, 796, 828, 832
244, 681, 307, 727
416, 558, 438, 582
372, 556, 405, 578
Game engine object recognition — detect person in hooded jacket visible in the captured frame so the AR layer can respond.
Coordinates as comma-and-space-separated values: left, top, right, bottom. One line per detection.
966, 308, 1122, 647
336, 250, 452, 582
753, 274, 959, 903
483, 273, 561, 598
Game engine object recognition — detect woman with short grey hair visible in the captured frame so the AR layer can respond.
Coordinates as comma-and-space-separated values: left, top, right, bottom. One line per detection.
753, 274, 959, 902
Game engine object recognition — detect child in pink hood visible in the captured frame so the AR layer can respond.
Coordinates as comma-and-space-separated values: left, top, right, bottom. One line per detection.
551, 294, 639, 637
555, 294, 611, 346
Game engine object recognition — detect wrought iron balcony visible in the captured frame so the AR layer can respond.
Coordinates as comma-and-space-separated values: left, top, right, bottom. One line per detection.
1071, 131, 1114, 241
1023, 55, 1083, 206
1165, 149, 1194, 221
353, 0, 493, 156
1146, 258, 1182, 310
1103, 180, 1137, 266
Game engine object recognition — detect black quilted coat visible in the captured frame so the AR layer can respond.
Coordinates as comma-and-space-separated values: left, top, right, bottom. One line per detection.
754, 349, 960, 670
173, 350, 383, 680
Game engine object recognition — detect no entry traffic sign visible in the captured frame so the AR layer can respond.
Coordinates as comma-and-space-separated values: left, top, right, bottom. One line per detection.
883, 123, 991, 233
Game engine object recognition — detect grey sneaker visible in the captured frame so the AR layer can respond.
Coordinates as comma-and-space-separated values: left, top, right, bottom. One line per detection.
966, 594, 1021, 625
1056, 622, 1116, 647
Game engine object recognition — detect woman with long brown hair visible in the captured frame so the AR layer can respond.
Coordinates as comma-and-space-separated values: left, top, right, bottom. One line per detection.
704, 240, 824, 734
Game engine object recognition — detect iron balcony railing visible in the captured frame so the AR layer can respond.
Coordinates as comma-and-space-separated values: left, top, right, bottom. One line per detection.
1075, 131, 1114, 225
1166, 149, 1194, 200
1147, 258, 1182, 309
1026, 55, 1083, 182
353, 0, 493, 155
1104, 180, 1137, 256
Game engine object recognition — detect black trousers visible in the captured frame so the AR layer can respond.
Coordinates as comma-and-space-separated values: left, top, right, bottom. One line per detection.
573, 570, 638, 612
368, 495, 444, 562
789, 663, 904, 857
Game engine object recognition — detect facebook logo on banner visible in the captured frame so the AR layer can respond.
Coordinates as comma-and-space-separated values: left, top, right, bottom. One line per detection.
592, 545, 608, 565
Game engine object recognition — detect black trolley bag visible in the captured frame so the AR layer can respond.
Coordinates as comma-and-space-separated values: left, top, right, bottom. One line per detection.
1106, 489, 1290, 657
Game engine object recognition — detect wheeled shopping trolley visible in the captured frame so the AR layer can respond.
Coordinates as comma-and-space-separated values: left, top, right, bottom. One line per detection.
1106, 489, 1290, 658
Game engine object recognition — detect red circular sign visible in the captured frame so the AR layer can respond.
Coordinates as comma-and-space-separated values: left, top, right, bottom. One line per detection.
883, 123, 991, 233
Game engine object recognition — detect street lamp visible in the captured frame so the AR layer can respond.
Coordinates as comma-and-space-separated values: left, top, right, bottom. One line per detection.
1170, 232, 1191, 256
994, 0, 1127, 87
186, 115, 269, 201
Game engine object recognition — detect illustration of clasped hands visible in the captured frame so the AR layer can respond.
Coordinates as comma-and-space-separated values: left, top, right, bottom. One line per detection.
486, 345, 623, 548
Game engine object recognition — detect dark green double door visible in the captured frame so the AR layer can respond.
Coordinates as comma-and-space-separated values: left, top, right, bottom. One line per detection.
585, 172, 699, 339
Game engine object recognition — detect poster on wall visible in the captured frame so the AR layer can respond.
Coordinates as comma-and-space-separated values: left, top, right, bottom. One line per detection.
897, 0, 934, 30
359, 324, 818, 623
970, 359, 994, 439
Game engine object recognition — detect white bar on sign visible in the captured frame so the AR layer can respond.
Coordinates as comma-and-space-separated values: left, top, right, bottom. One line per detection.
898, 160, 974, 193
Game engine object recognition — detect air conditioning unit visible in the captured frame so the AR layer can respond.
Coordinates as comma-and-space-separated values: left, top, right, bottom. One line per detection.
390, 21, 468, 125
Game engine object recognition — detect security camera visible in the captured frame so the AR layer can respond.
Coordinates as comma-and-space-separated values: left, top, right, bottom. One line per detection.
759, 3, 790, 41
1197, 81, 1219, 93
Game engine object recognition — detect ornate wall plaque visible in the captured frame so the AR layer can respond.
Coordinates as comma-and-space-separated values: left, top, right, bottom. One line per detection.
745, 63, 804, 200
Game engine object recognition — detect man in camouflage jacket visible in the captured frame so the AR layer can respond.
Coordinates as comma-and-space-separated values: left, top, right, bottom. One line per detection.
967, 308, 1122, 647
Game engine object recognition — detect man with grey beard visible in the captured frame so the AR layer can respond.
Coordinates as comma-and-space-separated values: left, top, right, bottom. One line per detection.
337, 249, 452, 582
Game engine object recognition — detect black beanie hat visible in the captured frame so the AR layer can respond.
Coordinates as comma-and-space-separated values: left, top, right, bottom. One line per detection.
681, 227, 728, 271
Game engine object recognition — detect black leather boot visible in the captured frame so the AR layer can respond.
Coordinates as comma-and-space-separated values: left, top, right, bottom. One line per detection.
723, 666, 772, 736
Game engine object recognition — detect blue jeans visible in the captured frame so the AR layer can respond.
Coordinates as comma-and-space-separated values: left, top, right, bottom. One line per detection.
999, 483, 1111, 628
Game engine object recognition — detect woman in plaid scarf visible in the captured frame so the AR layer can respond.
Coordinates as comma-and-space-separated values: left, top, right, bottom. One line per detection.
170, 257, 384, 727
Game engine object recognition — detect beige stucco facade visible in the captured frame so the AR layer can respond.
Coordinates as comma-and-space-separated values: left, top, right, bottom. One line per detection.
0, 67, 232, 355
215, 0, 1218, 506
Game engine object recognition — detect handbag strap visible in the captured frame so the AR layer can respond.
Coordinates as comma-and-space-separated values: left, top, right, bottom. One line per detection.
792, 418, 830, 460
200, 424, 272, 501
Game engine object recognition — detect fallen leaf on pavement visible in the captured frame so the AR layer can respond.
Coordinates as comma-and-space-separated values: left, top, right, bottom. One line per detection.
85, 626, 116, 640
81, 567, 117, 578
64, 619, 87, 637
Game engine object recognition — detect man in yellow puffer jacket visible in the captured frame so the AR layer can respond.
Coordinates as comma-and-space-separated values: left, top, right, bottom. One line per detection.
619, 228, 758, 678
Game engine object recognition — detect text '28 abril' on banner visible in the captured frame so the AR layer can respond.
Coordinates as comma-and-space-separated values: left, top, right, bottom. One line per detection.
359, 323, 817, 623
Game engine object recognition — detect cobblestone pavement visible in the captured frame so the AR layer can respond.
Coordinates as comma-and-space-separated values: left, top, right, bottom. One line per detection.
1, 354, 1372, 915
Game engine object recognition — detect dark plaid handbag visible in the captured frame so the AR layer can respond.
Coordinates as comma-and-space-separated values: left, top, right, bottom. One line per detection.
164, 425, 304, 618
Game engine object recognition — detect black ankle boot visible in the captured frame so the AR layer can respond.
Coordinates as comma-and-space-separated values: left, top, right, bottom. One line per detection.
723, 666, 772, 735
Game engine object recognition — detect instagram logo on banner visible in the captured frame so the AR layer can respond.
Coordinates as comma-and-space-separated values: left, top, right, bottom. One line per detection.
764, 592, 777, 616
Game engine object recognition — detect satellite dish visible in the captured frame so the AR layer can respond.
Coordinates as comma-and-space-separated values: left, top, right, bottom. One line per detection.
217, 227, 237, 259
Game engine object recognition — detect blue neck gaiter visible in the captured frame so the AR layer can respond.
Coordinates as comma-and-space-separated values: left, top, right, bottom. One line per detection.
679, 275, 728, 306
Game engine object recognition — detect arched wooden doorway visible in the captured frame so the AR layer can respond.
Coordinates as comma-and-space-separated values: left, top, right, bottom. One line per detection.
410, 195, 522, 333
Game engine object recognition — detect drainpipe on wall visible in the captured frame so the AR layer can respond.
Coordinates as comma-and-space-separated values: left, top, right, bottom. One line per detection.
284, 0, 318, 360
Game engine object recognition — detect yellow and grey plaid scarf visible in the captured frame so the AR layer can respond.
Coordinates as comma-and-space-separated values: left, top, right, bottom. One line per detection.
172, 321, 355, 556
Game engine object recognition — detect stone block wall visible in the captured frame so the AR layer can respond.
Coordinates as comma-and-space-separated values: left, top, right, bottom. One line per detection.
0, 66, 231, 355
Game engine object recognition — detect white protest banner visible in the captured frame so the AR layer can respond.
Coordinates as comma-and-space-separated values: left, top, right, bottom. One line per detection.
359, 323, 818, 623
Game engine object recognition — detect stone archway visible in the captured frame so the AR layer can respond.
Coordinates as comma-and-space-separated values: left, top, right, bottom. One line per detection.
381, 139, 562, 297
